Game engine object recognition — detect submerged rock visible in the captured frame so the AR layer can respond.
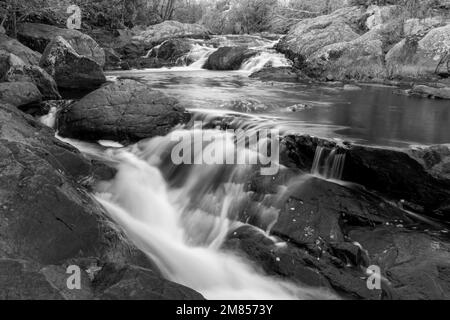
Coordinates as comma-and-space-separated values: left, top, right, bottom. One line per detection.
204, 46, 258, 70
57, 79, 191, 143
40, 36, 106, 90
17, 23, 105, 67
0, 82, 42, 107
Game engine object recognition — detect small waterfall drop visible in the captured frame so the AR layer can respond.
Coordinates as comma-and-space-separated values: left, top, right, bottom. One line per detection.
311, 146, 347, 180
62, 123, 337, 300
240, 50, 292, 74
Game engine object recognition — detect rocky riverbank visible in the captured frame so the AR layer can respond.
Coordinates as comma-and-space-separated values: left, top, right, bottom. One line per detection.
0, 6, 449, 300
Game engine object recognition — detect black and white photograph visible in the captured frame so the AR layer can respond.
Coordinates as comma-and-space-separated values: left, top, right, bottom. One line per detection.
0, 0, 449, 307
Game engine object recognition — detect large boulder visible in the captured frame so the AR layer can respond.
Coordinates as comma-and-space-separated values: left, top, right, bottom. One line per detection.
308, 37, 386, 80
17, 23, 105, 67
3, 64, 61, 100
348, 226, 450, 300
0, 82, 42, 107
57, 79, 191, 143
403, 17, 448, 37
204, 46, 258, 70
276, 6, 366, 68
365, 5, 402, 30
40, 36, 106, 90
132, 20, 210, 46
0, 103, 105, 264
386, 24, 450, 79
279, 135, 450, 221
249, 67, 305, 82
0, 34, 41, 65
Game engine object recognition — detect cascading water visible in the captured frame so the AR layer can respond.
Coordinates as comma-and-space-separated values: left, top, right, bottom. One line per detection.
240, 50, 292, 74
59, 121, 337, 300
139, 34, 292, 73
311, 146, 347, 180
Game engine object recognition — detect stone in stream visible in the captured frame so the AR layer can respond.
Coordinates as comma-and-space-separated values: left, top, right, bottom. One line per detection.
57, 79, 191, 143
249, 67, 305, 82
0, 33, 41, 66
409, 84, 450, 100
279, 135, 450, 221
0, 81, 42, 107
93, 263, 205, 300
40, 36, 106, 90
132, 20, 211, 46
204, 46, 258, 70
17, 23, 106, 67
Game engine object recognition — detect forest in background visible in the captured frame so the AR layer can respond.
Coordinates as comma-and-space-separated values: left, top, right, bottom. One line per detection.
1, 0, 449, 35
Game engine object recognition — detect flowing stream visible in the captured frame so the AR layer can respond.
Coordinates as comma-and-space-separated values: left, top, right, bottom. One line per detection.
52, 34, 449, 300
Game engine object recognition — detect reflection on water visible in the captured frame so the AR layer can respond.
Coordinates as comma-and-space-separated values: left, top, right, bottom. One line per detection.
107, 69, 450, 147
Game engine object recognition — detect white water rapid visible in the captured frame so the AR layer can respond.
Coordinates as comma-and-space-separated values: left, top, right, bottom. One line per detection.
57, 124, 337, 300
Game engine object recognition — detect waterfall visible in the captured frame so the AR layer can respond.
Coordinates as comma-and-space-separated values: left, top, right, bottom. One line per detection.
240, 50, 292, 74
311, 146, 347, 180
61, 126, 337, 300
39, 107, 58, 129
185, 44, 217, 69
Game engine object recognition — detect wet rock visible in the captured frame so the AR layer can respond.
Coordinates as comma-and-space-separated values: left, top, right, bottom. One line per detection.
0, 82, 42, 107
348, 227, 450, 300
40, 36, 106, 90
0, 34, 41, 65
0, 50, 25, 77
17, 23, 105, 67
365, 5, 402, 30
3, 64, 61, 100
279, 135, 450, 221
0, 103, 105, 264
56, 79, 191, 143
94, 263, 205, 300
342, 145, 450, 218
150, 38, 193, 64
409, 85, 450, 99
249, 67, 304, 82
204, 46, 258, 70
133, 20, 210, 46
